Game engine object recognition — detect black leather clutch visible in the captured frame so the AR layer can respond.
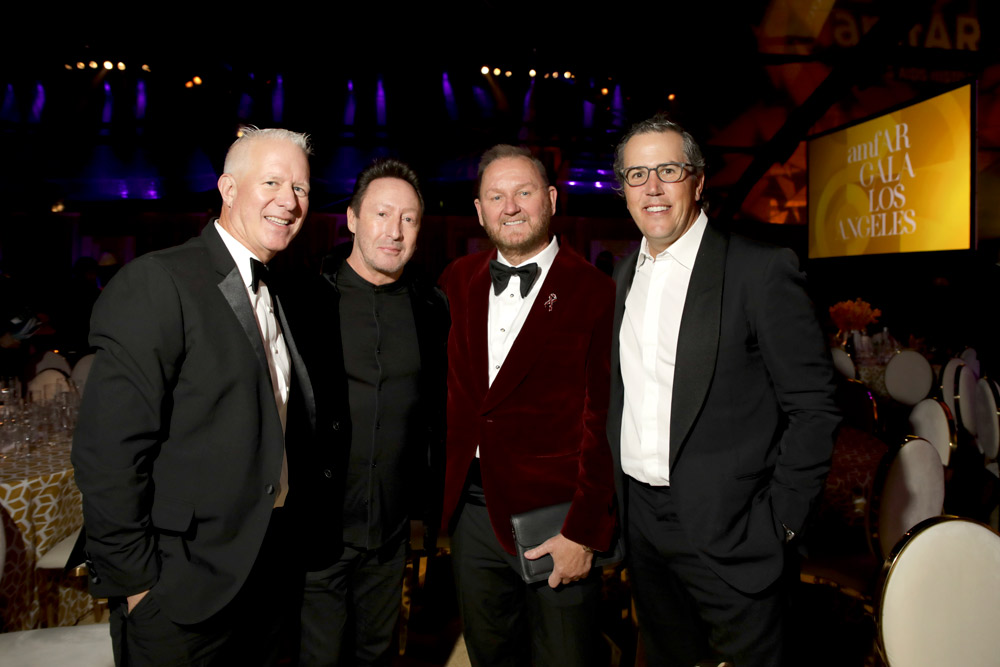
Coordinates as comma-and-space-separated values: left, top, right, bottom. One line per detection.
510, 501, 623, 584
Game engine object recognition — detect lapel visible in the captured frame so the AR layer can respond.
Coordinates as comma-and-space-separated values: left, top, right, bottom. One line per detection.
481, 247, 570, 414
204, 223, 273, 385
467, 253, 493, 405
669, 223, 728, 467
611, 250, 639, 382
274, 292, 316, 432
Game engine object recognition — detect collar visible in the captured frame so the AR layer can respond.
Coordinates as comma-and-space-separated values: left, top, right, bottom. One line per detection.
496, 235, 560, 272
215, 221, 265, 291
636, 210, 709, 271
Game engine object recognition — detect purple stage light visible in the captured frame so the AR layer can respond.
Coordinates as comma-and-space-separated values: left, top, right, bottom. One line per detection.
102, 81, 112, 124
376, 78, 386, 126
273, 75, 284, 122
136, 80, 146, 119
30, 83, 44, 123
442, 73, 457, 121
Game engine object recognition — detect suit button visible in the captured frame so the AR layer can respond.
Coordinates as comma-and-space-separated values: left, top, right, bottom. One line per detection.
323, 469, 332, 478
264, 484, 275, 495
332, 421, 340, 431
91, 576, 101, 585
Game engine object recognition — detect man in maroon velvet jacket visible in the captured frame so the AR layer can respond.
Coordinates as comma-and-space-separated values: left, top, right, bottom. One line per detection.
438, 145, 617, 667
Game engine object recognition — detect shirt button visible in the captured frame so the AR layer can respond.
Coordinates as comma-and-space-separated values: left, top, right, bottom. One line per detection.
371, 462, 377, 469
495, 365, 500, 370
323, 469, 332, 479
500, 328, 505, 332
264, 484, 275, 495
332, 421, 340, 431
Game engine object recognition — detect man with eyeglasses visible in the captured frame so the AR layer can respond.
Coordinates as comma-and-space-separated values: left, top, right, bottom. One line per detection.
606, 115, 839, 666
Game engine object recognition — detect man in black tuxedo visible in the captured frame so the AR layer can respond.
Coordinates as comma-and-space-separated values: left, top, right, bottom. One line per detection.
72, 128, 335, 665
607, 116, 839, 666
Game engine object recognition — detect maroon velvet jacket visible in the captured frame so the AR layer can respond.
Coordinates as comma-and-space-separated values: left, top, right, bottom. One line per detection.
439, 244, 617, 554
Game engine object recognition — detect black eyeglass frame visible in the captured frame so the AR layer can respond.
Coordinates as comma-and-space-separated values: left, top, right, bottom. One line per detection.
620, 162, 697, 187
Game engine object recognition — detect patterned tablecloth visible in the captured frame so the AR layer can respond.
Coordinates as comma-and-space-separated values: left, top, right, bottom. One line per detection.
0, 437, 91, 630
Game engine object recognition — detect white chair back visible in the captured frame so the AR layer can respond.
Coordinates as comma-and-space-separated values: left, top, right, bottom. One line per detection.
877, 516, 1000, 667
908, 399, 956, 467
871, 437, 945, 559
939, 358, 963, 418
884, 350, 933, 406
954, 363, 979, 437
34, 351, 72, 376
974, 377, 1000, 464
960, 346, 980, 378
831, 347, 856, 379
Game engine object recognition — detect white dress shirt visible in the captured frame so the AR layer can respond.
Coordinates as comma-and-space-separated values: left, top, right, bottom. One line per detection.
619, 211, 708, 486
215, 221, 291, 506
476, 236, 559, 458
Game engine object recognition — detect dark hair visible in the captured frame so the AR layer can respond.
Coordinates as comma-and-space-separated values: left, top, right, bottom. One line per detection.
612, 114, 706, 192
349, 158, 424, 216
476, 144, 550, 196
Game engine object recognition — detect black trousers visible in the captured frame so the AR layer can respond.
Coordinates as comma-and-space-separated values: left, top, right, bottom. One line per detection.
450, 501, 603, 667
627, 478, 786, 667
298, 537, 407, 666
109, 509, 300, 667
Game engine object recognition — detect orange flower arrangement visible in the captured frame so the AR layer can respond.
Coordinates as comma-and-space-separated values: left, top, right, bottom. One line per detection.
829, 298, 881, 332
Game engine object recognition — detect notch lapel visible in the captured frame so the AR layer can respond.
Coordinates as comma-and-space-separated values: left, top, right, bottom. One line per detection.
669, 224, 727, 468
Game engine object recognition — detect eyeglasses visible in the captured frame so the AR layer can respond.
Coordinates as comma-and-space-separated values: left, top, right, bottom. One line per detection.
621, 162, 695, 187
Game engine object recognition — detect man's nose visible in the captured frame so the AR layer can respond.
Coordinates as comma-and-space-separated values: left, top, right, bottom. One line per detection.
502, 197, 521, 215
275, 183, 299, 210
385, 216, 402, 239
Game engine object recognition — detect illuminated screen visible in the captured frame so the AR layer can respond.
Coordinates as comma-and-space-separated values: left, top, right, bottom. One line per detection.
808, 84, 972, 259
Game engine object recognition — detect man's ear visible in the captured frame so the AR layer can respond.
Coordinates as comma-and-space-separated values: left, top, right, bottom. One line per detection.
346, 206, 358, 234
218, 174, 237, 207
474, 199, 485, 228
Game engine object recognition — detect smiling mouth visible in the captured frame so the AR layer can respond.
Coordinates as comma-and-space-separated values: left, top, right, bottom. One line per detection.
502, 219, 526, 226
645, 206, 670, 213
265, 216, 291, 226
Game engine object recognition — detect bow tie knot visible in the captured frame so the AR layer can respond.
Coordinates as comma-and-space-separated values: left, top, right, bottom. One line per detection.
250, 258, 272, 294
489, 260, 539, 298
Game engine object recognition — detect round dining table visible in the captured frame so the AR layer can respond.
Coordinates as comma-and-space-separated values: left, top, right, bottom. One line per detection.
0, 436, 92, 630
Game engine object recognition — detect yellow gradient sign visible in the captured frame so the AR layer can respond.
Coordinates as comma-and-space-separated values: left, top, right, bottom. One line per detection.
808, 85, 971, 258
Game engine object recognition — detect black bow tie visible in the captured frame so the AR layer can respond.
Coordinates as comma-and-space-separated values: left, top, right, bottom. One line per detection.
489, 260, 539, 298
250, 258, 272, 294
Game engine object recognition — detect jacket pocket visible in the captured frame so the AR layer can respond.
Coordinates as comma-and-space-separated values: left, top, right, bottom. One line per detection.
150, 496, 194, 534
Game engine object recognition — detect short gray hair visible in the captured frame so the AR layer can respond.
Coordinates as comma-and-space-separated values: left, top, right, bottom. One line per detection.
613, 114, 705, 192
223, 126, 312, 176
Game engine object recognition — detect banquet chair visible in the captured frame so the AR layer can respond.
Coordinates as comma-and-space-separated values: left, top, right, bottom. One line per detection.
0, 523, 114, 666
959, 346, 980, 378
34, 350, 72, 376
831, 346, 856, 379
974, 377, 1000, 529
71, 354, 96, 396
800, 437, 944, 605
907, 398, 957, 466
876, 516, 1000, 667
26, 368, 73, 403
883, 350, 933, 407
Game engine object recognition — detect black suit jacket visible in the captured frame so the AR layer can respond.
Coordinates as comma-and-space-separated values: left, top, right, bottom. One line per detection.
72, 223, 338, 624
608, 223, 839, 594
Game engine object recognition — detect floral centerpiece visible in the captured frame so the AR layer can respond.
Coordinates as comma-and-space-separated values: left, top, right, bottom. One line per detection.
829, 298, 881, 334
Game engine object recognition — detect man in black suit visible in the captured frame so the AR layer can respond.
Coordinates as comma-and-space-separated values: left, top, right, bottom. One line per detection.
607, 115, 839, 666
72, 127, 335, 665
298, 158, 448, 666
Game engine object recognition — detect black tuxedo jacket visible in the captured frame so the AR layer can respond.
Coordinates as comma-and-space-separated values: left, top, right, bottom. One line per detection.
608, 223, 839, 594
73, 223, 339, 624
